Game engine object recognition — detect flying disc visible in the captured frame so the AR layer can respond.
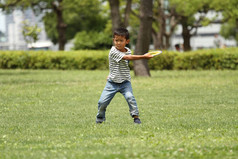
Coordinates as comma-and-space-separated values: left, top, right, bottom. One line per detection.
146, 50, 162, 57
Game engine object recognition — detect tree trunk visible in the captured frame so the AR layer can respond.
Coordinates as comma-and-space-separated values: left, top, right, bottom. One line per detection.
152, 0, 165, 50
133, 0, 153, 77
108, 0, 122, 31
152, 28, 160, 49
236, 18, 238, 45
165, 14, 179, 50
52, 1, 67, 51
165, 34, 170, 49
57, 12, 67, 50
181, 16, 191, 51
123, 0, 132, 28
158, 0, 165, 49
153, 1, 179, 50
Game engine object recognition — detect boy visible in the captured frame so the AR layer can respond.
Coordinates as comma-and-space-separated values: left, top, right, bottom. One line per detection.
96, 28, 153, 124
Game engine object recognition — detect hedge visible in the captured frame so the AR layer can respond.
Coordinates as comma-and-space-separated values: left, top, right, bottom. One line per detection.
0, 50, 109, 70
0, 48, 238, 70
173, 48, 238, 70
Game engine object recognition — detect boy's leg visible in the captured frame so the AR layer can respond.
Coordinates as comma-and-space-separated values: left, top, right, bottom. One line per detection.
120, 81, 139, 117
96, 80, 117, 123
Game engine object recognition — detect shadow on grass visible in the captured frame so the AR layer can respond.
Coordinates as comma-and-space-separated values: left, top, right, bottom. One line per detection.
0, 70, 37, 76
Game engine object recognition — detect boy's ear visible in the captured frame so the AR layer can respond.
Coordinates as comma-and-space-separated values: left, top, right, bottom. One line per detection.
126, 39, 130, 44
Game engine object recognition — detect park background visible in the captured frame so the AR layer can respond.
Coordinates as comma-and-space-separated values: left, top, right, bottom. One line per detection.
0, 0, 238, 159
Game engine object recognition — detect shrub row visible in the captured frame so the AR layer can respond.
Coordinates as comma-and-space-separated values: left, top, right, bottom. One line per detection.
0, 50, 109, 70
149, 48, 238, 70
0, 48, 238, 70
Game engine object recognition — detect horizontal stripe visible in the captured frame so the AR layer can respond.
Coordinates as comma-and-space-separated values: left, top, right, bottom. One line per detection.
108, 46, 131, 83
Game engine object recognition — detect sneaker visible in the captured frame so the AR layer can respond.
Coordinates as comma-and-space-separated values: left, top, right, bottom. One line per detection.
96, 120, 103, 124
96, 117, 105, 124
134, 118, 141, 124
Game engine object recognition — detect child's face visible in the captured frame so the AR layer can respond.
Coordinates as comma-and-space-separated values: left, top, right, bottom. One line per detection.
113, 35, 130, 52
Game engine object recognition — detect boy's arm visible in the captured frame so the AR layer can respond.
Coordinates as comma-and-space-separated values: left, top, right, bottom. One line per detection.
122, 54, 153, 60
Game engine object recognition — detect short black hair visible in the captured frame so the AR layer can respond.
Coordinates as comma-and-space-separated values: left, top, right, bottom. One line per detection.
113, 28, 130, 40
175, 44, 180, 48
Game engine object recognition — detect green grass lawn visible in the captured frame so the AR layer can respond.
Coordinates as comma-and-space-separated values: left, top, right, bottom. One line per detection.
0, 70, 237, 159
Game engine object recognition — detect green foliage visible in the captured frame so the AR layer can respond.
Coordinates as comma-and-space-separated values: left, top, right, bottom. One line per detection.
220, 19, 238, 45
174, 48, 238, 70
210, 0, 238, 44
0, 50, 109, 70
0, 48, 238, 70
62, 0, 109, 40
210, 0, 238, 19
168, 0, 213, 29
43, 12, 58, 44
0, 0, 109, 46
201, 17, 211, 26
21, 20, 41, 44
149, 51, 177, 70
170, 0, 210, 16
73, 31, 112, 50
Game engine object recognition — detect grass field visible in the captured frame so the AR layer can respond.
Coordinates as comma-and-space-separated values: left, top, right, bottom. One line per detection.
0, 69, 237, 159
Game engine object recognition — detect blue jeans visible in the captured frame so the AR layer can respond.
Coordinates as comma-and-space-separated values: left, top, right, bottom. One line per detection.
96, 80, 139, 122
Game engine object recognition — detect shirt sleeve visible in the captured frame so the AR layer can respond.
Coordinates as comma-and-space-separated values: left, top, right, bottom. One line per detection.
109, 47, 125, 63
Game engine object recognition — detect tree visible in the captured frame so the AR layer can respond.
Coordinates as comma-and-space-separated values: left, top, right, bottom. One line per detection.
169, 0, 211, 51
0, 0, 107, 50
210, 0, 238, 45
0, 0, 68, 50
152, 0, 180, 50
73, 31, 111, 50
42, 0, 107, 50
133, 0, 153, 77
21, 20, 41, 46
108, 0, 122, 31
220, 20, 238, 45
108, 0, 133, 31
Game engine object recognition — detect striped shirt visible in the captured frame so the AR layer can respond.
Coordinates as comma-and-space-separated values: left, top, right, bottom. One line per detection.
108, 46, 131, 83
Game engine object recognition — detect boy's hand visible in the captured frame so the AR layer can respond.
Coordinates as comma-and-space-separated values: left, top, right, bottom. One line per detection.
143, 53, 154, 59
